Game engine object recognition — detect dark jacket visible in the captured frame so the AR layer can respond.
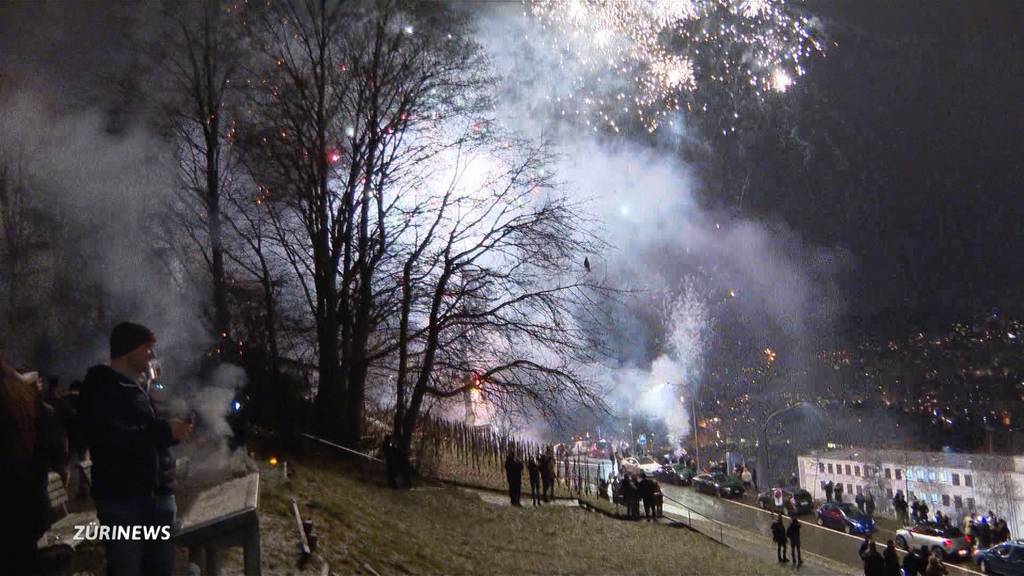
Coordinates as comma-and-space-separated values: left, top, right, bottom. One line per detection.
79, 365, 176, 499
860, 546, 885, 576
527, 459, 541, 483
883, 547, 901, 576
504, 456, 523, 484
772, 519, 787, 544
901, 551, 922, 576
787, 518, 801, 544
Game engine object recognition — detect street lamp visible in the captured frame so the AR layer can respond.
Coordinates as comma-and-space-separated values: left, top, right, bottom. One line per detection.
759, 401, 810, 490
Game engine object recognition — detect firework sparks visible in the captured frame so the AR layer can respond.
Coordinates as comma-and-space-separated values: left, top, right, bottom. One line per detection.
526, 0, 822, 131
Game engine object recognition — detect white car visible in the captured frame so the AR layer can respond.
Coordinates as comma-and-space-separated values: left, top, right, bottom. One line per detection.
620, 457, 661, 475
895, 523, 972, 560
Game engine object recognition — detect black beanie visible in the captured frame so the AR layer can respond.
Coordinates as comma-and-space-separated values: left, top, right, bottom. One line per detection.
110, 322, 156, 359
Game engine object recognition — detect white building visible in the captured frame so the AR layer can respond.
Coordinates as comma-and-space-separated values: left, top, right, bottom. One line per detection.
797, 447, 1024, 536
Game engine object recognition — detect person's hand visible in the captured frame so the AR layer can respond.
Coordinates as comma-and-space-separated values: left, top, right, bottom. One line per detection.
169, 417, 194, 442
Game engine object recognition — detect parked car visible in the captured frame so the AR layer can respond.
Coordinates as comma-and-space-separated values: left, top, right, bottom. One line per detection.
757, 488, 814, 515
896, 523, 972, 561
692, 473, 745, 498
815, 502, 875, 534
655, 464, 695, 486
975, 541, 1024, 575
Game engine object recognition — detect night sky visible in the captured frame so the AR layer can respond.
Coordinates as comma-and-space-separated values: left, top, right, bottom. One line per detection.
2, 0, 1022, 339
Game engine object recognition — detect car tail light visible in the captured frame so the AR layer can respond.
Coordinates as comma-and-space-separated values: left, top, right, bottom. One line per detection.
943, 539, 952, 548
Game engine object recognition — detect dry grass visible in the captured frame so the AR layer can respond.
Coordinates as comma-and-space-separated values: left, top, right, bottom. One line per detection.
248, 456, 794, 576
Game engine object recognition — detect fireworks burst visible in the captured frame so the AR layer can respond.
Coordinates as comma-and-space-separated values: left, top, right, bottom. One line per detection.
526, 0, 823, 132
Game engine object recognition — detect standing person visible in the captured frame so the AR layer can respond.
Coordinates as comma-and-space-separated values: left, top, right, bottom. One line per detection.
0, 358, 65, 575
825, 480, 834, 503
925, 554, 947, 576
901, 545, 923, 576
771, 514, 788, 563
894, 492, 909, 525
638, 472, 654, 521
504, 451, 523, 506
865, 491, 875, 517
741, 466, 753, 490
527, 455, 542, 506
79, 322, 193, 576
918, 500, 929, 524
621, 474, 636, 520
856, 491, 866, 514
910, 499, 920, 523
787, 515, 802, 567
541, 445, 556, 502
883, 540, 901, 576
834, 482, 844, 503
859, 538, 885, 576
979, 517, 992, 549
996, 517, 1010, 544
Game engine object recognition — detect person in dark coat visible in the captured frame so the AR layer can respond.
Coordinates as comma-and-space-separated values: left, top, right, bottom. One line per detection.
859, 537, 885, 576
0, 358, 66, 575
865, 491, 876, 517
883, 540, 901, 576
787, 514, 802, 567
79, 322, 193, 576
527, 455, 542, 506
504, 451, 523, 506
540, 445, 556, 502
834, 482, 844, 503
902, 546, 924, 576
772, 514, 788, 562
824, 480, 834, 503
856, 491, 866, 513
918, 500, 929, 523
638, 473, 656, 521
979, 517, 992, 549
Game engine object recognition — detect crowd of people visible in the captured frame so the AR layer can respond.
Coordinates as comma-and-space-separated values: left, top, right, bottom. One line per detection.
2, 322, 194, 576
503, 447, 556, 507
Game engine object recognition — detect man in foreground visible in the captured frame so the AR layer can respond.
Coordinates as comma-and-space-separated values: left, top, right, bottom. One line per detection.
79, 322, 192, 576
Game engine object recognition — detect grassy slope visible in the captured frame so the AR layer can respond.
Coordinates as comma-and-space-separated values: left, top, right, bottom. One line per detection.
255, 457, 792, 576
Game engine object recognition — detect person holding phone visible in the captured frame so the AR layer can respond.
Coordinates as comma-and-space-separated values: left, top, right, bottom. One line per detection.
79, 322, 193, 576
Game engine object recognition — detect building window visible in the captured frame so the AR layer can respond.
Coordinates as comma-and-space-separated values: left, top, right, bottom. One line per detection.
931, 493, 939, 504
928, 470, 937, 482
942, 494, 950, 506
855, 466, 861, 477
846, 464, 852, 476
885, 468, 892, 479
895, 469, 903, 480
856, 485, 862, 495
828, 463, 833, 474
848, 483, 853, 494
952, 473, 960, 486
967, 497, 975, 511
954, 495, 963, 509
819, 462, 825, 473
887, 488, 894, 499
965, 474, 973, 487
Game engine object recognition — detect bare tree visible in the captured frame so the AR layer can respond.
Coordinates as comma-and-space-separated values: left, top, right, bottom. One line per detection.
384, 135, 610, 469
238, 0, 489, 444
154, 0, 245, 352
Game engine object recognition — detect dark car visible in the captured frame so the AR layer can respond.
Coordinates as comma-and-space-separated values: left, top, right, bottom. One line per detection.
693, 473, 745, 498
975, 541, 1024, 575
815, 502, 875, 534
757, 488, 815, 516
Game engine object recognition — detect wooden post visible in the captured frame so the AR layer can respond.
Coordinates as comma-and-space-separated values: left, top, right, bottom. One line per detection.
291, 498, 311, 557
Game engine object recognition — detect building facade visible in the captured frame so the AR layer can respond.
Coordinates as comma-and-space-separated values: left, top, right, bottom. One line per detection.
797, 448, 1024, 536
